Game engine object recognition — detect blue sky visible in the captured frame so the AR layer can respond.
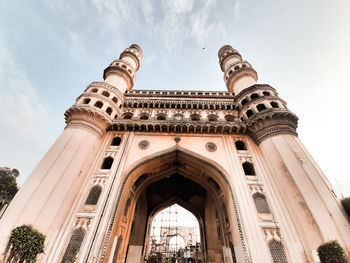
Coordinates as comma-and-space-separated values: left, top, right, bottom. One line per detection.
1, 0, 350, 196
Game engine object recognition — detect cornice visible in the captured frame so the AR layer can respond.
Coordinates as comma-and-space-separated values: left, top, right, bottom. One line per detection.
64, 106, 112, 135
246, 110, 299, 144
108, 119, 246, 134
235, 84, 277, 101
87, 82, 125, 100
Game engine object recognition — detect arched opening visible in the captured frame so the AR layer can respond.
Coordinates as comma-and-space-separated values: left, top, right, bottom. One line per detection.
83, 98, 91, 104
250, 93, 259, 100
106, 150, 239, 263
85, 185, 102, 205
225, 115, 235, 122
101, 157, 114, 169
94, 101, 103, 108
190, 114, 201, 121
246, 109, 253, 118
146, 204, 201, 262
111, 137, 122, 146
207, 114, 218, 122
257, 104, 267, 112
140, 113, 149, 120
156, 114, 166, 120
106, 107, 113, 115
242, 162, 255, 176
122, 113, 133, 119
102, 91, 110, 97
253, 194, 270, 214
61, 228, 85, 263
235, 141, 247, 151
270, 102, 279, 108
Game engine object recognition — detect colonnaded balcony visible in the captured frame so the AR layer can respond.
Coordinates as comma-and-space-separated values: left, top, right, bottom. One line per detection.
146, 204, 202, 263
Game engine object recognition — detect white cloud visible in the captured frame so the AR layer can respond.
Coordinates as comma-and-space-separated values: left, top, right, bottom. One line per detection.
162, 0, 195, 14
0, 42, 48, 138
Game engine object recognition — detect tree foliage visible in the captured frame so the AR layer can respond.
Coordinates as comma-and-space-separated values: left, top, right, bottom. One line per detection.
317, 240, 348, 263
0, 167, 19, 200
4, 225, 45, 263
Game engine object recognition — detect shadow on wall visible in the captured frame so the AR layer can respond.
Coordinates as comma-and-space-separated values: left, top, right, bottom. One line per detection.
341, 197, 350, 218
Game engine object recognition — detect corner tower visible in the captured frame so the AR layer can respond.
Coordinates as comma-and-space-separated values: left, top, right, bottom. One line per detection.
0, 44, 143, 261
219, 45, 350, 262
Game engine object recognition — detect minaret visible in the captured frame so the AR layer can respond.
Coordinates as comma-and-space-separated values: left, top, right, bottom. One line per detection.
65, 44, 143, 132
219, 45, 298, 143
218, 45, 258, 95
0, 45, 143, 260
218, 45, 350, 260
104, 44, 143, 93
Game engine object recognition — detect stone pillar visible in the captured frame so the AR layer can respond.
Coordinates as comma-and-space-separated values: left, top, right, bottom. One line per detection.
0, 121, 105, 257
260, 133, 350, 258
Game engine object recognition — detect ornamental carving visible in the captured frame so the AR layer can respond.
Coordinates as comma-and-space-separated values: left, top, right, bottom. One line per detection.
206, 142, 217, 152
138, 140, 149, 150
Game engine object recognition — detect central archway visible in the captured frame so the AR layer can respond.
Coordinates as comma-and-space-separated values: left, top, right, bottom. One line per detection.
105, 149, 243, 263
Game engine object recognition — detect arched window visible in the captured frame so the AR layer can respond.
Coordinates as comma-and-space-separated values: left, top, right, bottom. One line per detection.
156, 114, 166, 120
101, 157, 114, 169
140, 113, 149, 120
102, 91, 110, 97
250, 93, 259, 99
263, 91, 271, 96
106, 107, 112, 115
269, 240, 288, 263
111, 137, 122, 146
241, 99, 248, 106
61, 228, 85, 263
94, 101, 103, 108
112, 97, 118, 104
242, 162, 255, 175
246, 109, 253, 118
123, 198, 131, 217
225, 115, 235, 122
83, 98, 91, 104
270, 102, 279, 108
254, 194, 270, 213
235, 140, 247, 150
122, 113, 133, 119
190, 114, 201, 121
257, 104, 267, 112
91, 88, 98, 93
208, 114, 218, 121
85, 185, 102, 205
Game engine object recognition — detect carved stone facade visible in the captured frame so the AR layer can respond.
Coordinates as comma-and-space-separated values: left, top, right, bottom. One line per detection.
0, 44, 349, 263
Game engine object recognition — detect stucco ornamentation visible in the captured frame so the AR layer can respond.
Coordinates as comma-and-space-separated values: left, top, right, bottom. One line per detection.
138, 140, 149, 150
206, 142, 217, 152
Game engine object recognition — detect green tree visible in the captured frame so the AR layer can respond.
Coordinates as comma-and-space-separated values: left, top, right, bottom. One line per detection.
317, 240, 348, 263
4, 225, 45, 263
0, 167, 19, 202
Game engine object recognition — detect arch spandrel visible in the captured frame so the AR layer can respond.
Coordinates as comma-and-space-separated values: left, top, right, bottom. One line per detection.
123, 135, 233, 179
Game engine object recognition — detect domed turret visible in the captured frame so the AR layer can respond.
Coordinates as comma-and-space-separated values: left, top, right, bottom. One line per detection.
218, 45, 257, 95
